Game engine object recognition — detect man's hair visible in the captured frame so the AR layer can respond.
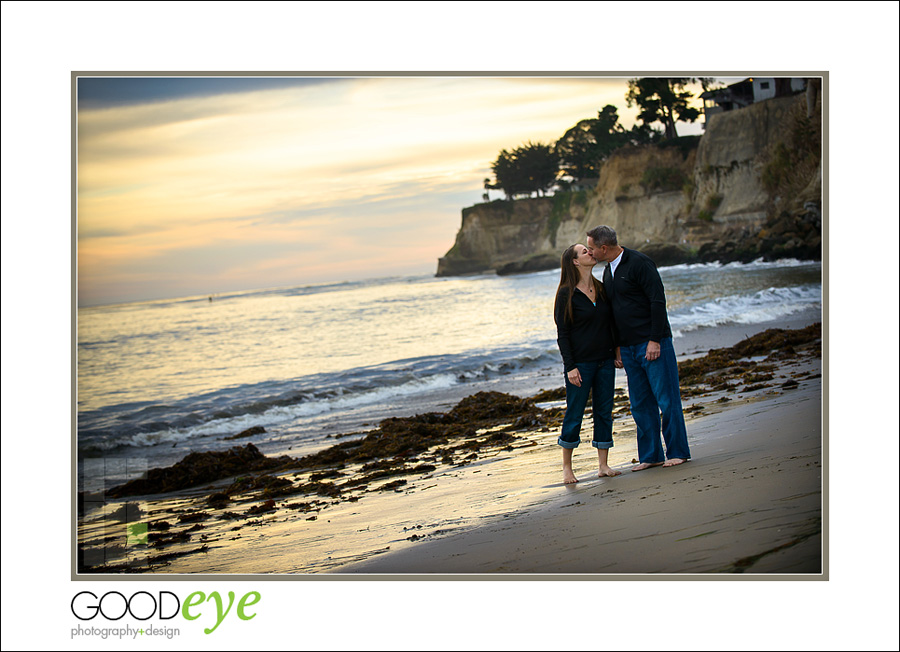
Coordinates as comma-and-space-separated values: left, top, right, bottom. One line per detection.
586, 225, 618, 246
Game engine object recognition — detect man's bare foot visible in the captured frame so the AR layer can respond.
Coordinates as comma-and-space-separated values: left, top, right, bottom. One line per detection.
598, 465, 621, 477
631, 462, 664, 472
663, 458, 688, 467
563, 468, 579, 484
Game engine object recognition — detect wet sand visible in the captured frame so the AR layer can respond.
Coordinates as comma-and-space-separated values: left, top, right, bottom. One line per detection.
339, 373, 822, 575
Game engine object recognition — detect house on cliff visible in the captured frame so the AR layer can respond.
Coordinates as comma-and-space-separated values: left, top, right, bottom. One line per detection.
701, 77, 808, 125
566, 177, 599, 192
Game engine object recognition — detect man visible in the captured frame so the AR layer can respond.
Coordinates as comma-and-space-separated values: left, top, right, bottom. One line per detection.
586, 225, 691, 471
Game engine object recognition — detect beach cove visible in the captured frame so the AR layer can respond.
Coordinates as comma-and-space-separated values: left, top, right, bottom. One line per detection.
77, 314, 823, 577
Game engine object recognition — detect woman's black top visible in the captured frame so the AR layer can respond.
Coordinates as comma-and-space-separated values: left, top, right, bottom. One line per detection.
554, 287, 616, 373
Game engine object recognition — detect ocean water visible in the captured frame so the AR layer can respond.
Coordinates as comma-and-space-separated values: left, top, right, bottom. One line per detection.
77, 259, 821, 486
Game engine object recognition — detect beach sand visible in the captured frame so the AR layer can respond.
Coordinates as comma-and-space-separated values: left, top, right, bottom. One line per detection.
77, 312, 824, 577
338, 373, 822, 575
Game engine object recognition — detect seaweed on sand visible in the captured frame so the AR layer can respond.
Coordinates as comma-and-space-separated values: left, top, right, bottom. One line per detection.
224, 474, 294, 498
101, 392, 548, 510
224, 425, 266, 441
530, 387, 566, 403
342, 463, 438, 488
107, 443, 295, 498
294, 391, 547, 471
247, 499, 277, 515
678, 324, 821, 390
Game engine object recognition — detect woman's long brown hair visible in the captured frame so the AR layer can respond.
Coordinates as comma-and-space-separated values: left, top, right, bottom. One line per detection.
556, 244, 606, 324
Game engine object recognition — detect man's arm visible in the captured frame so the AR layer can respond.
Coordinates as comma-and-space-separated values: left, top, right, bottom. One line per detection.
639, 261, 666, 348
637, 258, 667, 360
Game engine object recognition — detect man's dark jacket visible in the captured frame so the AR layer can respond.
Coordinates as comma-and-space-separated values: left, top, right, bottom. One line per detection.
602, 247, 672, 346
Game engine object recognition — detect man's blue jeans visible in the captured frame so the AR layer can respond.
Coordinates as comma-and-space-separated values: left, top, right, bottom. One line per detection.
558, 359, 615, 449
619, 338, 691, 463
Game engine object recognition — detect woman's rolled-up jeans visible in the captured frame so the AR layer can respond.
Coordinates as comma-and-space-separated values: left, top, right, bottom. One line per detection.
558, 358, 615, 449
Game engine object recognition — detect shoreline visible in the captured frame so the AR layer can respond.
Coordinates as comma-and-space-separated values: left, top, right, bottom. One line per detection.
299, 306, 825, 441
75, 300, 822, 476
76, 314, 823, 576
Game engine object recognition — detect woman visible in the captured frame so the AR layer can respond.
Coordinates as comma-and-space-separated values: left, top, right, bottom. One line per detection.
554, 243, 621, 484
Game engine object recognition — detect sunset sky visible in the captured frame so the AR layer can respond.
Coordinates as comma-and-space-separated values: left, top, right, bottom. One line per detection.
76, 74, 737, 306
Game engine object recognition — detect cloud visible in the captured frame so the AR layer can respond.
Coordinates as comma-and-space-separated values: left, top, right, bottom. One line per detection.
77, 76, 338, 109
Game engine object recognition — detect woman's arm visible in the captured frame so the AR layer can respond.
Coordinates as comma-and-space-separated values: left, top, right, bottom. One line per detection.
554, 288, 577, 374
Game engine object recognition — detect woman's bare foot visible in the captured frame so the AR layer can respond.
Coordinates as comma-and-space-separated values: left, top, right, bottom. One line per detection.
663, 458, 688, 467
562, 447, 579, 484
631, 461, 664, 472
598, 465, 621, 477
595, 449, 619, 478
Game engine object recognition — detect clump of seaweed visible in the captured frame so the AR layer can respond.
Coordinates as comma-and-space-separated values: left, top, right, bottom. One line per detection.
343, 462, 438, 489
247, 499, 276, 515
530, 387, 565, 403
224, 474, 294, 498
177, 511, 209, 524
294, 391, 546, 471
678, 323, 821, 391
107, 443, 296, 498
295, 480, 343, 498
207, 492, 231, 509
375, 479, 408, 492
224, 425, 266, 441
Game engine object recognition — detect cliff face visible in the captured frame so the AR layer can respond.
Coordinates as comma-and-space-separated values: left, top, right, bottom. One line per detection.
436, 193, 592, 276
687, 93, 809, 227
586, 144, 697, 246
437, 92, 821, 276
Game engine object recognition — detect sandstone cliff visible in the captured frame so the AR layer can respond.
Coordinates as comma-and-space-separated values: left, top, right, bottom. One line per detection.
437, 92, 821, 276
436, 193, 592, 276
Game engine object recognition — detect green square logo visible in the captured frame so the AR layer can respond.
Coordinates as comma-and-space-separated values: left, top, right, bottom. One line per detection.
127, 522, 148, 546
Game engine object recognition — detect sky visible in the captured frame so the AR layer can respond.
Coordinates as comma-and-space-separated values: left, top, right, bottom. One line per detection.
76, 74, 735, 307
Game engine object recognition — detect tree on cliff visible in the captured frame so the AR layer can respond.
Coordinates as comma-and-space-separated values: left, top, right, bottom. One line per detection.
554, 105, 621, 180
555, 104, 662, 180
490, 141, 559, 199
625, 77, 702, 140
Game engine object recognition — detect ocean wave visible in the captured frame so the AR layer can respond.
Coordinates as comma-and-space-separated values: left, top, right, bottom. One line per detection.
77, 345, 561, 452
659, 258, 819, 274
118, 373, 460, 449
669, 285, 821, 335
